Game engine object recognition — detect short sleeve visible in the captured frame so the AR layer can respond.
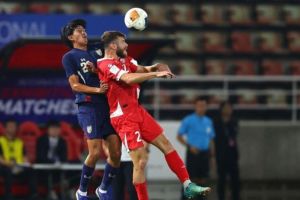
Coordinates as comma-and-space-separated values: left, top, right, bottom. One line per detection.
209, 119, 216, 139
62, 54, 77, 78
99, 61, 128, 82
127, 57, 138, 72
178, 117, 189, 135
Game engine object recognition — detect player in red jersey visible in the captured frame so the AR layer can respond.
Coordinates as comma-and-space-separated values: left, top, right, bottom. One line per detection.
97, 31, 211, 200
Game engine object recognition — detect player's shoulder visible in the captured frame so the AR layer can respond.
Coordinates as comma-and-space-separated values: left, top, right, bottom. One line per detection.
62, 49, 76, 61
183, 114, 195, 122
203, 116, 213, 123
97, 58, 118, 69
124, 56, 138, 65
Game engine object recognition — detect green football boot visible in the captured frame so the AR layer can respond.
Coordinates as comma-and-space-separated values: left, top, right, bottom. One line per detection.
184, 183, 211, 199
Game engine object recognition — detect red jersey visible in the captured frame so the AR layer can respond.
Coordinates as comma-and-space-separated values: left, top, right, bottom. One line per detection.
97, 56, 140, 118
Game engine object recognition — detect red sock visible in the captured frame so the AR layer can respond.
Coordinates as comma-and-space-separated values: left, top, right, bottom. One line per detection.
134, 182, 149, 200
165, 150, 190, 183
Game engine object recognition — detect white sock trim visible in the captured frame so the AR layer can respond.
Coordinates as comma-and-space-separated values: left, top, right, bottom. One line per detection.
183, 180, 192, 190
99, 188, 107, 194
77, 190, 87, 196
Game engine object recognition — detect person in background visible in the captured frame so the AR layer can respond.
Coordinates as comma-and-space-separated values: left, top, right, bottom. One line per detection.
177, 97, 216, 200
214, 101, 240, 200
36, 120, 67, 200
0, 119, 37, 200
36, 120, 67, 164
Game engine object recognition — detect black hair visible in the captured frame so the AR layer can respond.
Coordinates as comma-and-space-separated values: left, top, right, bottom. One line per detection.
60, 19, 86, 48
46, 120, 60, 128
195, 96, 208, 103
4, 119, 17, 127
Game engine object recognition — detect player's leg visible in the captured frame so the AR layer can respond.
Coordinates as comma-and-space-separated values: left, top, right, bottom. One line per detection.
109, 114, 148, 200
97, 134, 121, 193
76, 103, 104, 199
78, 139, 102, 195
129, 146, 149, 200
151, 134, 211, 198
112, 162, 126, 200
140, 108, 211, 199
95, 109, 121, 199
123, 161, 138, 200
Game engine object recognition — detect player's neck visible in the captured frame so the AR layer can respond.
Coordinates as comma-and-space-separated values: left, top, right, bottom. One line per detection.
104, 50, 118, 59
73, 43, 87, 51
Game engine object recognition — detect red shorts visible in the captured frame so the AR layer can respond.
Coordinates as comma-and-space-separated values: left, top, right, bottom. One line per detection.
110, 106, 163, 151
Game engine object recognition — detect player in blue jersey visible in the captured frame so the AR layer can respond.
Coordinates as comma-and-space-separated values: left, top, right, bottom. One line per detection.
61, 19, 121, 200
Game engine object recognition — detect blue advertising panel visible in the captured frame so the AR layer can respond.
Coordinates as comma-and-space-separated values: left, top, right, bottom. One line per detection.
0, 14, 128, 48
0, 74, 78, 124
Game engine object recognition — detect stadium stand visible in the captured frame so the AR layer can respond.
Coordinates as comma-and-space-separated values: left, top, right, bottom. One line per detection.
18, 121, 42, 163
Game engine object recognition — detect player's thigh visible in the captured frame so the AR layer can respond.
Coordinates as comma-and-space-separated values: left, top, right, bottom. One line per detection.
140, 108, 163, 142
77, 103, 104, 139
111, 117, 144, 151
103, 134, 121, 161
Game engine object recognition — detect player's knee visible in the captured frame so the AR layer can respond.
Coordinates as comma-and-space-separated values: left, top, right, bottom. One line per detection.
88, 150, 101, 161
138, 158, 147, 171
109, 150, 121, 162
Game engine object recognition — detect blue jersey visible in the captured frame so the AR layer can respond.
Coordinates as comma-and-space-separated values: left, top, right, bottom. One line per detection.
178, 113, 215, 151
62, 48, 106, 104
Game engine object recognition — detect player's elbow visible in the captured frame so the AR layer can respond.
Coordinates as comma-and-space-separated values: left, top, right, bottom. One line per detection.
71, 83, 80, 92
120, 74, 134, 85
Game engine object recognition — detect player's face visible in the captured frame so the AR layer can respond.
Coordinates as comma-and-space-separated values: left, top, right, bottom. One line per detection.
48, 126, 61, 138
69, 25, 88, 47
115, 36, 128, 58
222, 103, 233, 117
195, 100, 207, 116
5, 121, 17, 138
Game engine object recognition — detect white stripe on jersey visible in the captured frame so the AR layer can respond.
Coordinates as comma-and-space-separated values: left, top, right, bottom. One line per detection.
77, 71, 86, 84
110, 101, 123, 118
124, 133, 130, 153
109, 64, 120, 75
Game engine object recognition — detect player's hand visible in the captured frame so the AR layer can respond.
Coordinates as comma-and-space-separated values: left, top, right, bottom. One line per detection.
189, 146, 200, 155
156, 71, 175, 79
86, 61, 98, 73
155, 63, 172, 73
97, 83, 108, 94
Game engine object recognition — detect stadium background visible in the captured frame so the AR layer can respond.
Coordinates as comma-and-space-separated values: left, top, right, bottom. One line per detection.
0, 1, 300, 200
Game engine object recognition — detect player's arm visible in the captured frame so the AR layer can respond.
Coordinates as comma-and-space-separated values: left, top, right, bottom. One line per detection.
68, 74, 108, 94
136, 63, 172, 73
120, 71, 174, 85
177, 134, 188, 147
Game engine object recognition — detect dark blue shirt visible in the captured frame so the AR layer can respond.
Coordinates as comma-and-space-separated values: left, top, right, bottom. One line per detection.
62, 48, 105, 104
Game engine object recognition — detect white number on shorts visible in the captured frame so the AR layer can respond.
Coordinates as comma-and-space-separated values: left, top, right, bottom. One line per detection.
135, 131, 142, 142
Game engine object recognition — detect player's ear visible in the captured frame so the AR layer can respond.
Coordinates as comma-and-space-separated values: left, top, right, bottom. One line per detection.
68, 35, 74, 42
109, 42, 117, 50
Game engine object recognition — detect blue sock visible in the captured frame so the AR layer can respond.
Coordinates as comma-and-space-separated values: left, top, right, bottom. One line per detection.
79, 164, 94, 192
100, 163, 119, 191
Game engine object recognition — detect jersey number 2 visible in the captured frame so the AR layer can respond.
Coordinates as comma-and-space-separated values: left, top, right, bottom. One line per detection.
135, 131, 142, 142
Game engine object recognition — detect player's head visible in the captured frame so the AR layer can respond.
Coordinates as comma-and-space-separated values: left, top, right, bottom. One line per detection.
195, 96, 207, 116
219, 101, 233, 118
61, 19, 87, 48
101, 31, 127, 58
46, 120, 61, 138
4, 119, 18, 139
